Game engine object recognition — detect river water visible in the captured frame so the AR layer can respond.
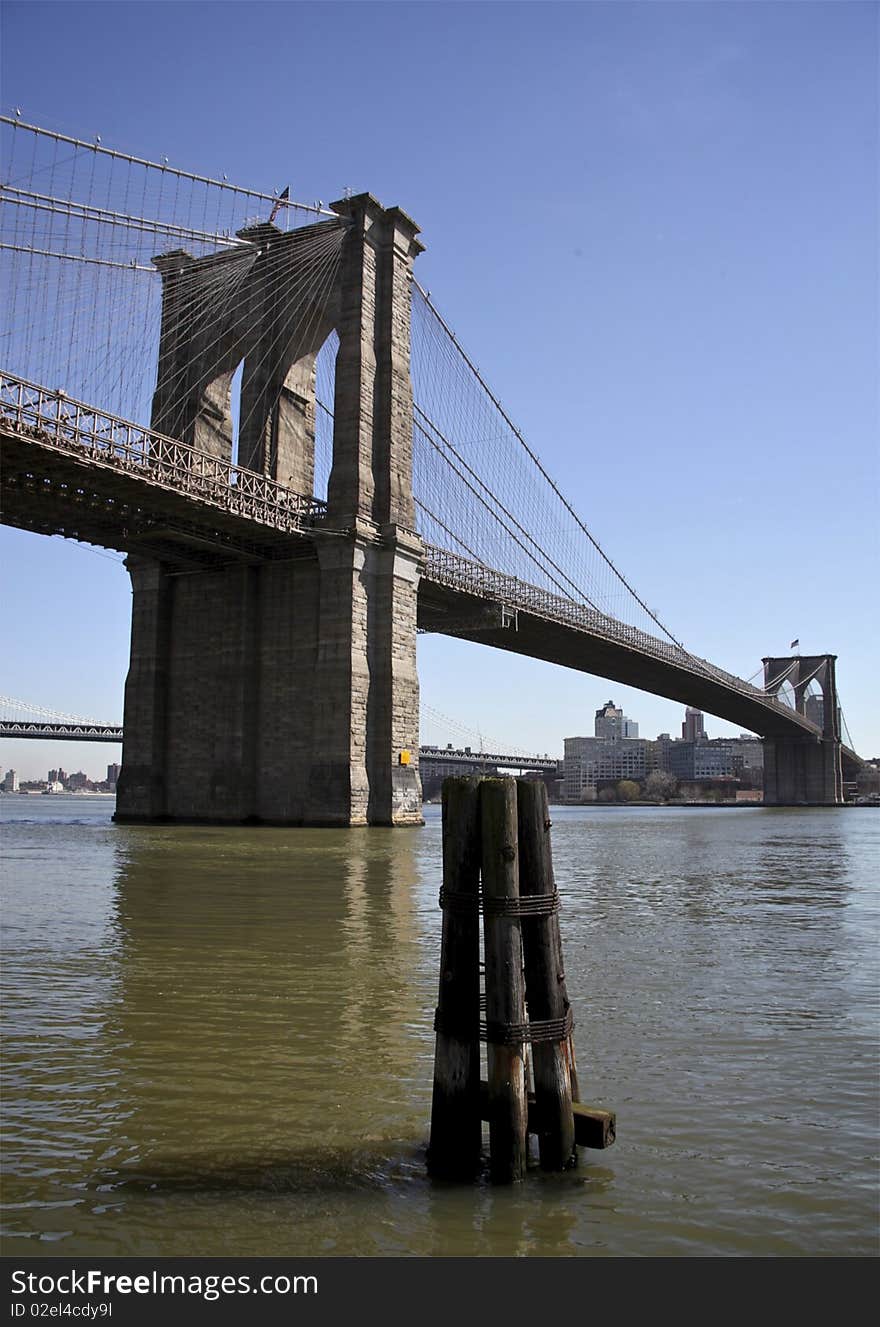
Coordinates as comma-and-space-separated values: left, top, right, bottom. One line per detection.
1, 795, 877, 1258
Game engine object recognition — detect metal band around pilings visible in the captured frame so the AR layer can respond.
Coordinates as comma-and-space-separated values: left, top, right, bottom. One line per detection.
434, 1005, 573, 1046
438, 887, 560, 918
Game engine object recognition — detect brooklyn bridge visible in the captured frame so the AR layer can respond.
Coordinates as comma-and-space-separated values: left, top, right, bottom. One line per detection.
0, 117, 864, 821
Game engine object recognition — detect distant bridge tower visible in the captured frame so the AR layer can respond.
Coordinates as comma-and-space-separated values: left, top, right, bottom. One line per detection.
117, 195, 425, 825
761, 655, 843, 805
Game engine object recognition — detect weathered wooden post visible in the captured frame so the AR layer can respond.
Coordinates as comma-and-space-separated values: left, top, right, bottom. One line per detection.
481, 777, 529, 1184
517, 778, 577, 1170
428, 777, 482, 1179
429, 774, 616, 1181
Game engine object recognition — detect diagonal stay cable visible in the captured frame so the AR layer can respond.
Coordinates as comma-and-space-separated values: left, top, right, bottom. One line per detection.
412, 280, 691, 653
414, 417, 602, 610
414, 403, 603, 612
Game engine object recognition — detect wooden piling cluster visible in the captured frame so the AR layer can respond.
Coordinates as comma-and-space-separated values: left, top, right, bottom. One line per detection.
429, 776, 615, 1183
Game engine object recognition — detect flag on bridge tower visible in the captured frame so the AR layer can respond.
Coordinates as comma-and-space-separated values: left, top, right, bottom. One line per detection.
268, 186, 290, 224
790, 639, 800, 651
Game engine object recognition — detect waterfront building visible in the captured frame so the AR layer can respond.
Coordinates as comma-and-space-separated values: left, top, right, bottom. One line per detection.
649, 733, 674, 773
2, 768, 19, 792
564, 699, 646, 799
106, 763, 121, 788
668, 739, 735, 781
564, 736, 647, 800
667, 742, 692, 780
732, 736, 764, 786
566, 706, 765, 800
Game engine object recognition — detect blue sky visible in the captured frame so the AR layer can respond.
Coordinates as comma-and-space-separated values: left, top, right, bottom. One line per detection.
1, 0, 877, 779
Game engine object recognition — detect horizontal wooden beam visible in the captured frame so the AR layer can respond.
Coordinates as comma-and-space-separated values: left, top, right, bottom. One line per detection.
480, 1081, 616, 1150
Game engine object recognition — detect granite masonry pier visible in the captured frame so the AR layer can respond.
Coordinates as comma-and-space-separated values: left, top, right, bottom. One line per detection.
117, 195, 425, 826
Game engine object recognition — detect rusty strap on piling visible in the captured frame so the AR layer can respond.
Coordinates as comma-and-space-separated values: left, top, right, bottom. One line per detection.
483, 1006, 574, 1046
438, 887, 560, 917
434, 1005, 573, 1045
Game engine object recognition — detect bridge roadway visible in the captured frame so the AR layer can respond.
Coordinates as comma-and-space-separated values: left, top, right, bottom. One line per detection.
0, 372, 856, 758
0, 720, 124, 743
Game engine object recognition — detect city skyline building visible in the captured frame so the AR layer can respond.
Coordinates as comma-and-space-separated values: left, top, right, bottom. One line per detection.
669, 739, 734, 781
7, 702, 768, 799
565, 702, 766, 800
594, 700, 623, 739
563, 736, 648, 800
594, 700, 639, 740
804, 694, 825, 729
682, 708, 707, 742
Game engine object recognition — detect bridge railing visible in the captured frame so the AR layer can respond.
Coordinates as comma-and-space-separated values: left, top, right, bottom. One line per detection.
419, 746, 558, 769
0, 720, 124, 741
422, 546, 817, 729
0, 371, 327, 534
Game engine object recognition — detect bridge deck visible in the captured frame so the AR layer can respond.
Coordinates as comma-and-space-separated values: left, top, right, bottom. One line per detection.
418, 552, 824, 742
0, 375, 324, 565
0, 721, 124, 742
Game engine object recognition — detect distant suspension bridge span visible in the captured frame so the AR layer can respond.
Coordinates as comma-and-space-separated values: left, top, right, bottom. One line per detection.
0, 698, 558, 778
0, 117, 864, 820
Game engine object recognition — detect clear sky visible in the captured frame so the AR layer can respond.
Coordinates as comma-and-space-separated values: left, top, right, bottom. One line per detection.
1, 0, 877, 780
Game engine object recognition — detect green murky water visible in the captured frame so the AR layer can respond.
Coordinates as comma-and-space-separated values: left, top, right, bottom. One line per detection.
1, 796, 877, 1256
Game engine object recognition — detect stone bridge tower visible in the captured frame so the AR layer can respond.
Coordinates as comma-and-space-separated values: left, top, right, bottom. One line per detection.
762, 655, 843, 805
116, 195, 425, 825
